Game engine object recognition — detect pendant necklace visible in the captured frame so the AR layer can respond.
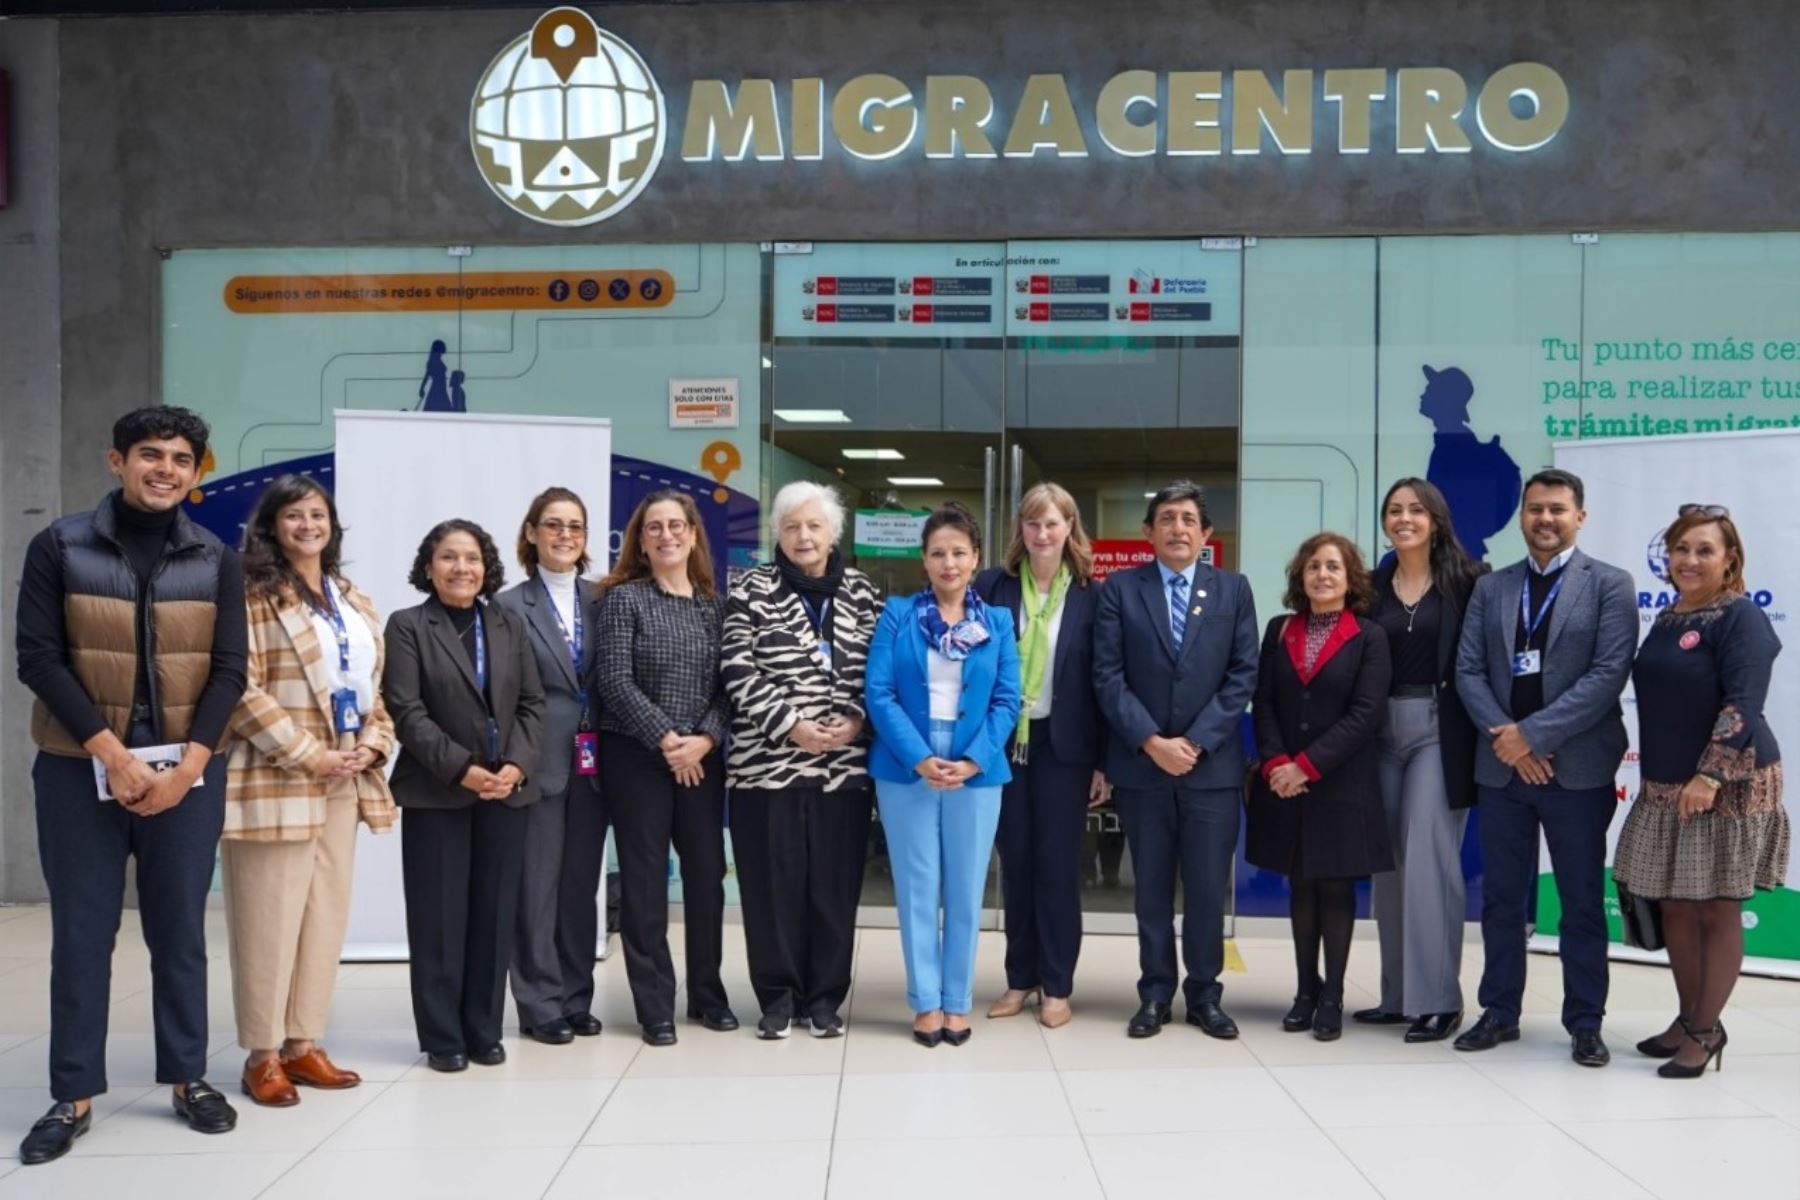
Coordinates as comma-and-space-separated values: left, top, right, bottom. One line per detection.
1396, 576, 1430, 633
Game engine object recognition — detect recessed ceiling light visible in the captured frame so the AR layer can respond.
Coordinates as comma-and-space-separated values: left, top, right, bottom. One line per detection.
842, 448, 905, 460
774, 409, 852, 423
887, 476, 944, 487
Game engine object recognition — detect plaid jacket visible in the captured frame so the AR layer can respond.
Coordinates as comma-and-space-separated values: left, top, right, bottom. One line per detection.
224, 578, 396, 840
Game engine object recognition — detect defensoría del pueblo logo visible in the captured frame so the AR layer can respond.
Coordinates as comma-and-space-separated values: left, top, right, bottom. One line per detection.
470, 7, 666, 226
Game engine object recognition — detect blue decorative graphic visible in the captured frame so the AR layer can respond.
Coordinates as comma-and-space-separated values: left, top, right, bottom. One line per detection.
417, 340, 452, 412
607, 277, 631, 301
1420, 364, 1522, 561
578, 278, 600, 302
639, 277, 663, 302
548, 279, 571, 303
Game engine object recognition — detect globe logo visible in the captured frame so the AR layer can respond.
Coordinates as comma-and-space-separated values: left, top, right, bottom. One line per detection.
470, 7, 666, 227
1646, 529, 1671, 583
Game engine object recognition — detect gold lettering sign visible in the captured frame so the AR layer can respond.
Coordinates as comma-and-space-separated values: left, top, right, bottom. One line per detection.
1166, 70, 1224, 156
831, 73, 917, 159
1396, 67, 1472, 153
1003, 74, 1088, 157
1096, 70, 1158, 157
682, 78, 784, 161
1232, 69, 1313, 154
1477, 62, 1569, 151
1322, 68, 1387, 153
792, 77, 825, 160
924, 75, 998, 158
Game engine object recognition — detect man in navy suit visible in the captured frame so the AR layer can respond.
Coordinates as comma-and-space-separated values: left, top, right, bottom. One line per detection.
1094, 482, 1259, 1039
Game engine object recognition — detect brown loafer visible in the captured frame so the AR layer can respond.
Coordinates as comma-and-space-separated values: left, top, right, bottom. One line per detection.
1039, 996, 1073, 1028
280, 1047, 361, 1089
241, 1058, 299, 1107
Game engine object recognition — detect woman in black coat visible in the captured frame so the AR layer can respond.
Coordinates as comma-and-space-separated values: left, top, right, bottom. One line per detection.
1250, 532, 1392, 1041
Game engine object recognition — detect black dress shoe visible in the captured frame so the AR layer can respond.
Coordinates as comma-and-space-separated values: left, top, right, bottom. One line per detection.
1127, 1001, 1172, 1038
1571, 1028, 1611, 1068
522, 1019, 574, 1045
642, 1022, 678, 1046
1352, 1007, 1410, 1025
1282, 995, 1319, 1033
173, 1080, 238, 1134
1453, 1013, 1521, 1052
690, 1007, 740, 1032
1186, 1001, 1239, 1039
567, 1014, 604, 1038
19, 1102, 90, 1165
1405, 1011, 1464, 1043
1312, 999, 1344, 1042
427, 1051, 469, 1072
470, 1043, 507, 1066
757, 1014, 792, 1041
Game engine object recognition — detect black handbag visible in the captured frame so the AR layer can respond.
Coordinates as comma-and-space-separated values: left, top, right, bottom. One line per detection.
1615, 878, 1665, 952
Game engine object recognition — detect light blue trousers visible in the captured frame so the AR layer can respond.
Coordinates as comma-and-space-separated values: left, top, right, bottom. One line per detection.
875, 721, 1002, 1015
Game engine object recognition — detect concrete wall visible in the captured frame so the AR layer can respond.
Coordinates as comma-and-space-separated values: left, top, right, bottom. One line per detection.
4, 0, 1800, 897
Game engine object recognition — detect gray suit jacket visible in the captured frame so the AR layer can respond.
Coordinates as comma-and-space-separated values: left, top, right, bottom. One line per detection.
1454, 547, 1637, 790
495, 576, 600, 796
1093, 561, 1259, 791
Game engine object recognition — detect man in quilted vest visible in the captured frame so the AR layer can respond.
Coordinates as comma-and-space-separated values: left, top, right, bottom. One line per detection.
13, 406, 249, 1164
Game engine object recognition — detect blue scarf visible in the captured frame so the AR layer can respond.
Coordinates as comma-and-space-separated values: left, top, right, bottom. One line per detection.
916, 588, 991, 661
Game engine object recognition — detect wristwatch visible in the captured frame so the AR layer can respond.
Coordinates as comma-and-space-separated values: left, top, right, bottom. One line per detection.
1696, 773, 1722, 792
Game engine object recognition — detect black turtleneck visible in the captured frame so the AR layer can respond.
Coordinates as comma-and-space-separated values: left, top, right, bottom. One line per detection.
112, 494, 183, 719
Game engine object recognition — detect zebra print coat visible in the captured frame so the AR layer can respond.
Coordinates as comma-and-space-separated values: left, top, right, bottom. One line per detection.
722, 562, 880, 792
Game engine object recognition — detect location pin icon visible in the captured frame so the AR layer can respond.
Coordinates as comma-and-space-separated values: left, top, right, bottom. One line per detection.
701, 441, 743, 504
530, 7, 600, 84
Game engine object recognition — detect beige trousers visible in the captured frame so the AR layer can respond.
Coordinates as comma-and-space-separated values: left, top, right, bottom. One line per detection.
220, 794, 359, 1051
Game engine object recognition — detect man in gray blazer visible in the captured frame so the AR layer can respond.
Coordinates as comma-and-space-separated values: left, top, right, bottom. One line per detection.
1452, 469, 1636, 1066
1094, 481, 1259, 1040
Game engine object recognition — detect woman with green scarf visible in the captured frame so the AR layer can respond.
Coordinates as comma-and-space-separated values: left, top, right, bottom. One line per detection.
976, 482, 1110, 1028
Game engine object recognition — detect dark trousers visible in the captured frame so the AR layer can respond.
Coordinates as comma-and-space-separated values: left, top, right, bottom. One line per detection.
1476, 778, 1617, 1032
401, 801, 528, 1055
730, 785, 871, 1021
1116, 783, 1240, 1007
509, 777, 611, 1027
34, 747, 225, 1101
997, 728, 1091, 998
602, 733, 729, 1025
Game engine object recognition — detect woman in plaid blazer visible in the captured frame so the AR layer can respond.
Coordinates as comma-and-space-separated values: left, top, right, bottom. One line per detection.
223, 475, 396, 1107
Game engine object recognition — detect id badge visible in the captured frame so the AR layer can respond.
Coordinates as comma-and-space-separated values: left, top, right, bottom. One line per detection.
485, 717, 502, 768
1511, 649, 1542, 677
574, 730, 599, 776
330, 688, 363, 733
814, 640, 833, 672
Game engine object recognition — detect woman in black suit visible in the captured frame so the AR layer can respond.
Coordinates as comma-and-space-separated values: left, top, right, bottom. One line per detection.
975, 482, 1109, 1028
1360, 478, 1486, 1041
1250, 532, 1392, 1041
382, 519, 545, 1073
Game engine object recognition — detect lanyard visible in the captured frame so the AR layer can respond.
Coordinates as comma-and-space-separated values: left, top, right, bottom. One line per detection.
316, 578, 351, 674
540, 577, 590, 727
798, 594, 831, 637
1520, 570, 1565, 644
472, 606, 488, 693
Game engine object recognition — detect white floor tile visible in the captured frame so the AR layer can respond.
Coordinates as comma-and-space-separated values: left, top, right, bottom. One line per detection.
840, 1009, 1055, 1075
0, 1031, 237, 1090
261, 1146, 570, 1199
82, 1076, 387, 1156
1270, 1062, 1544, 1128
1470, 1056, 1764, 1122
0, 1153, 300, 1199
1089, 1128, 1379, 1197
549, 1141, 831, 1200
827, 1135, 1102, 1200
323, 1079, 612, 1150
835, 1071, 1077, 1140
1711, 1053, 1800, 1124
0, 1086, 152, 1159
204, 1029, 424, 1083
584, 1075, 838, 1145
622, 1024, 842, 1078
1063, 1066, 1311, 1134
1331, 1123, 1654, 1200
396, 1032, 634, 1083
1565, 1116, 1800, 1200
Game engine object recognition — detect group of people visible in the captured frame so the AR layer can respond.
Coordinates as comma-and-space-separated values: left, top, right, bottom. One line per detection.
12, 406, 1789, 1167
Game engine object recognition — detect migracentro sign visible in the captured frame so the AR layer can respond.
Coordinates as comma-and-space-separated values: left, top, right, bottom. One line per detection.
472, 7, 1571, 226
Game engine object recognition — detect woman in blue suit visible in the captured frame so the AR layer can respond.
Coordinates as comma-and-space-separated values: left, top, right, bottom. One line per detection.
867, 503, 1021, 1048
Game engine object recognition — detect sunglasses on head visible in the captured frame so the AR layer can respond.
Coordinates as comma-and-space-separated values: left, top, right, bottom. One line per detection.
1678, 504, 1730, 519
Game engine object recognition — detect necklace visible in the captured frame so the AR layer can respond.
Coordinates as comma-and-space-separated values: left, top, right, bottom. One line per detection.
1393, 572, 1432, 633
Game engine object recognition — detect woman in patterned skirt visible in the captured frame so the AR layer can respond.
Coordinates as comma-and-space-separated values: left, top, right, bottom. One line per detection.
1613, 505, 1789, 1078
722, 482, 880, 1041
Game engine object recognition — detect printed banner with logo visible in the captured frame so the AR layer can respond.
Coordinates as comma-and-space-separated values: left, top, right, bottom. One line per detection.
1542, 430, 1800, 972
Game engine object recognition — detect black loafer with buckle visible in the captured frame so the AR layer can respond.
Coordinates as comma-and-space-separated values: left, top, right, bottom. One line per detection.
174, 1080, 238, 1134
19, 1102, 91, 1165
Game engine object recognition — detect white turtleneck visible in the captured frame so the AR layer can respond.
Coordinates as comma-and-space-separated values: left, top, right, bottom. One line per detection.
538, 565, 579, 645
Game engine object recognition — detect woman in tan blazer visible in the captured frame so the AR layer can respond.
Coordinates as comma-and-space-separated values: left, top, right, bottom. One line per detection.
224, 475, 396, 1107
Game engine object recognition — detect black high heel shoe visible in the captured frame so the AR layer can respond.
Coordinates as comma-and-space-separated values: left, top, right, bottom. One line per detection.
1657, 1017, 1727, 1078
1635, 1016, 1687, 1060
1282, 995, 1318, 1033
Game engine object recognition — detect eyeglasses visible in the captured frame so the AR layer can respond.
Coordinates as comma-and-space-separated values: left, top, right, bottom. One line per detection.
644, 520, 689, 537
536, 519, 587, 536
1678, 504, 1730, 519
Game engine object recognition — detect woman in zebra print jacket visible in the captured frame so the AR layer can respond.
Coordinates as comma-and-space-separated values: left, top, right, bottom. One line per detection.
722, 482, 882, 1041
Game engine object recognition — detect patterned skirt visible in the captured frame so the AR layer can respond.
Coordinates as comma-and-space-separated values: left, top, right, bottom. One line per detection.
1613, 764, 1790, 901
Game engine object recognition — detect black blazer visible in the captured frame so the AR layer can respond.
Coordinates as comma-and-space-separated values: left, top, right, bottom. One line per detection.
1369, 561, 1486, 810
975, 566, 1104, 769
1248, 612, 1393, 879
382, 596, 546, 809
494, 577, 600, 797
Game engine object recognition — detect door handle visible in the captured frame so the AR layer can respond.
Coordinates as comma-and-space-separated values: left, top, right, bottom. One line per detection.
982, 445, 998, 568
1010, 443, 1024, 528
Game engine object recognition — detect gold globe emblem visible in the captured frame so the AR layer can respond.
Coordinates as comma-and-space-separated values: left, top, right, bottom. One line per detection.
470, 7, 666, 226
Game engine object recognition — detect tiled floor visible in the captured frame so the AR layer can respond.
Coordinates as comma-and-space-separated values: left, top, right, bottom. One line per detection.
0, 902, 1795, 1198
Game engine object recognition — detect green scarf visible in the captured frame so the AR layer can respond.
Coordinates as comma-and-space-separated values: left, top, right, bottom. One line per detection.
1014, 565, 1072, 760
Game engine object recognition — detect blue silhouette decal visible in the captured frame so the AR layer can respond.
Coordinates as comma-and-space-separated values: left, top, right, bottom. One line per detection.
417, 340, 452, 412
1420, 364, 1521, 561
448, 369, 468, 413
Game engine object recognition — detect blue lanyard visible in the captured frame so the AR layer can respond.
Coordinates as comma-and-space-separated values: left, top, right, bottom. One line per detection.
799, 594, 831, 637
472, 607, 488, 693
540, 577, 590, 726
1520, 569, 1565, 643
316, 579, 351, 673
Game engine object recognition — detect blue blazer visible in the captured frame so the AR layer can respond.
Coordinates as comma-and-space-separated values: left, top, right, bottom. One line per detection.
1093, 560, 1259, 790
865, 592, 1021, 788
974, 567, 1105, 768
